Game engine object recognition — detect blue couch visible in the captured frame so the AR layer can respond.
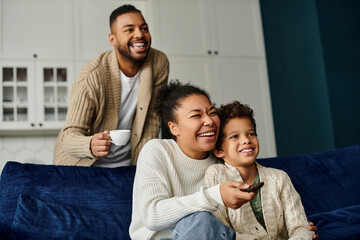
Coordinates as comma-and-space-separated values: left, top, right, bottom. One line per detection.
1, 144, 360, 239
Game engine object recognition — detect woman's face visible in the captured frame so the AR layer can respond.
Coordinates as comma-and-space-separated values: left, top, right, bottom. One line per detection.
168, 94, 220, 159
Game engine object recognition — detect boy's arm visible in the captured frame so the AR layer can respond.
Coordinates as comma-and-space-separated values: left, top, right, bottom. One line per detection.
204, 167, 259, 240
281, 172, 314, 239
203, 166, 236, 230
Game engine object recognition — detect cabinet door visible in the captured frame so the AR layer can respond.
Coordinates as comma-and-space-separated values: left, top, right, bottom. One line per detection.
35, 61, 73, 129
209, 0, 265, 57
73, 0, 149, 61
214, 58, 276, 157
0, 61, 36, 130
151, 0, 211, 56
168, 56, 221, 105
1, 0, 73, 60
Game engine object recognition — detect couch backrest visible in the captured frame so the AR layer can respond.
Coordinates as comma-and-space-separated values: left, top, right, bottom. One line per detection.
0, 162, 136, 238
257, 144, 360, 216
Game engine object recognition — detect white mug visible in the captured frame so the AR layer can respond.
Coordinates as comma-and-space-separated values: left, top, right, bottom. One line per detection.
109, 129, 131, 146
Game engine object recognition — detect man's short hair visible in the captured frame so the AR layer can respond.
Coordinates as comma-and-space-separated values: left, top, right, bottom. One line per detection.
109, 4, 142, 29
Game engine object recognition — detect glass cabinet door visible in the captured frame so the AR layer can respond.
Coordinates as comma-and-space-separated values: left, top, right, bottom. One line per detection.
1, 62, 35, 127
1, 61, 72, 132
37, 61, 73, 128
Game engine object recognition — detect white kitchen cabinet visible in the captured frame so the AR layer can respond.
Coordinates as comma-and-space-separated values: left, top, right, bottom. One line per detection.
151, 0, 265, 57
0, 0, 73, 60
0, 60, 73, 133
0, 61, 36, 128
213, 58, 276, 157
0, 0, 277, 157
158, 0, 276, 157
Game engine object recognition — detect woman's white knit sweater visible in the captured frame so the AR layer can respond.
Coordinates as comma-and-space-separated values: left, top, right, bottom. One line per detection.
130, 139, 223, 240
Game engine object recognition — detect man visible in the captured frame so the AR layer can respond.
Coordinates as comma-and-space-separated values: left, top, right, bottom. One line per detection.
53, 5, 169, 167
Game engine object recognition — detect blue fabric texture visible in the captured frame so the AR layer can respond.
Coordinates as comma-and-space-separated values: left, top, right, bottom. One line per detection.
172, 211, 235, 240
0, 162, 136, 239
1, 145, 360, 239
257, 144, 360, 216
307, 205, 360, 240
10, 194, 131, 240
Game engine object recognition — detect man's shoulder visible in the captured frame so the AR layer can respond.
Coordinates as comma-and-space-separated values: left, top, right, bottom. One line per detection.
148, 48, 169, 64
82, 50, 114, 73
74, 50, 115, 84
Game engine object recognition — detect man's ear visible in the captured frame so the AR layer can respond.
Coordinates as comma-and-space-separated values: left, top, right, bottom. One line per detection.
168, 121, 179, 137
213, 148, 224, 158
108, 33, 116, 46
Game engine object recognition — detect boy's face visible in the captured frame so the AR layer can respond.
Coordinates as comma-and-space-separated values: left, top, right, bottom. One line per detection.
214, 117, 259, 168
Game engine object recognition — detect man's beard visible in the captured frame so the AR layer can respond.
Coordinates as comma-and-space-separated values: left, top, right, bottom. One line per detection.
116, 44, 150, 63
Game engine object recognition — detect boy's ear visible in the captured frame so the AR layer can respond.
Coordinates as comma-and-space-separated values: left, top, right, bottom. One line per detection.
213, 148, 224, 158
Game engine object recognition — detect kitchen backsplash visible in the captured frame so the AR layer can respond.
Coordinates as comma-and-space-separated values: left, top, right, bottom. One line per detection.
0, 135, 57, 174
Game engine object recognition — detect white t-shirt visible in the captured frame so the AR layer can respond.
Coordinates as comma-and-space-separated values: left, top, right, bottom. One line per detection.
93, 70, 140, 167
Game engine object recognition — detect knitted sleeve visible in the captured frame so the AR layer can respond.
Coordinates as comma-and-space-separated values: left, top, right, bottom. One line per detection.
203, 165, 233, 225
281, 172, 314, 239
204, 165, 259, 240
59, 67, 102, 159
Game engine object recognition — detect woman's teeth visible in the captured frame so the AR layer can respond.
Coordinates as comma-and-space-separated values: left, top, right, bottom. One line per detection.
198, 132, 215, 137
241, 149, 253, 153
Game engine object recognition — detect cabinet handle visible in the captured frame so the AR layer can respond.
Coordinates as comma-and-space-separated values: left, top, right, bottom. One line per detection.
39, 123, 43, 127
33, 54, 38, 58
214, 51, 218, 55
31, 123, 35, 127
207, 50, 212, 55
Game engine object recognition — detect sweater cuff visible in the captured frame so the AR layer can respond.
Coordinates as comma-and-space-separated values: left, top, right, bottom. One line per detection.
204, 184, 224, 207
85, 135, 97, 159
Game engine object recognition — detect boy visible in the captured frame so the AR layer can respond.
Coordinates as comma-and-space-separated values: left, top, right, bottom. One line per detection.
203, 101, 313, 239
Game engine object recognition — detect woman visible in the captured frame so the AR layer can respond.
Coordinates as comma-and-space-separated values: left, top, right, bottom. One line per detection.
129, 80, 317, 240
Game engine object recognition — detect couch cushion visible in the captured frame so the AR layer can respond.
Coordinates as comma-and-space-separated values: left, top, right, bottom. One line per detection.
257, 144, 360, 216
10, 194, 131, 240
0, 162, 136, 239
307, 205, 360, 240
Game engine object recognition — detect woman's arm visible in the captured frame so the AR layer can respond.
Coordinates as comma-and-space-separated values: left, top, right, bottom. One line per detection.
132, 141, 219, 231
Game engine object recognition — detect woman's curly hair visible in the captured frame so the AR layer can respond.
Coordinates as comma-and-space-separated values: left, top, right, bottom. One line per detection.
155, 80, 211, 138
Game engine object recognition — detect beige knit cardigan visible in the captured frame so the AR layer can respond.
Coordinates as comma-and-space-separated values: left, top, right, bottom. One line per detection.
53, 48, 169, 166
203, 163, 313, 240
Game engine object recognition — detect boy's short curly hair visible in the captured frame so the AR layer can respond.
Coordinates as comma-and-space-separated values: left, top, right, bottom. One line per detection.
215, 101, 257, 150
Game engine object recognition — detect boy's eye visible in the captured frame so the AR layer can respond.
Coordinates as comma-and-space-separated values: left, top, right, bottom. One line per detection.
248, 132, 257, 137
142, 27, 149, 32
190, 114, 201, 118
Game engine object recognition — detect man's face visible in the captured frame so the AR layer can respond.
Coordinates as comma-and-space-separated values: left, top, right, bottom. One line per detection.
109, 12, 151, 63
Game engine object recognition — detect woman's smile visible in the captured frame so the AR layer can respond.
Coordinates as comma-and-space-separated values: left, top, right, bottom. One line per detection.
169, 94, 220, 159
